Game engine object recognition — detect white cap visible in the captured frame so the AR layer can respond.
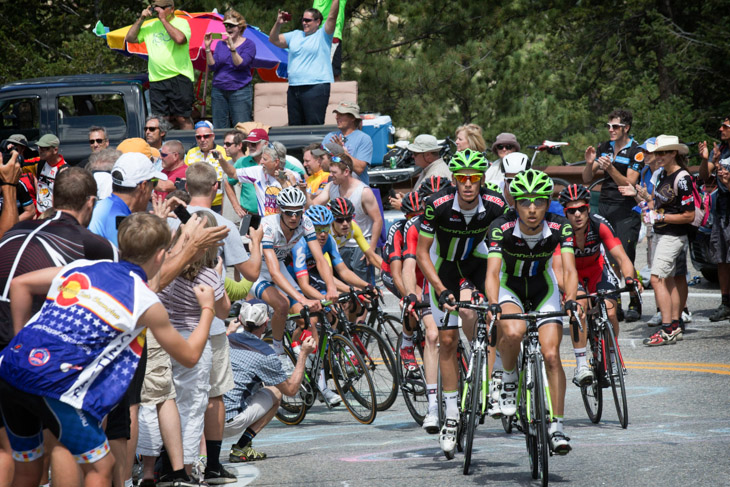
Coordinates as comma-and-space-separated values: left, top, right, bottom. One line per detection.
238, 301, 269, 329
111, 152, 167, 188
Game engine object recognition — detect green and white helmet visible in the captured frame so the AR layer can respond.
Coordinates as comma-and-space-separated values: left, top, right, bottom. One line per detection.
448, 149, 488, 173
509, 169, 554, 199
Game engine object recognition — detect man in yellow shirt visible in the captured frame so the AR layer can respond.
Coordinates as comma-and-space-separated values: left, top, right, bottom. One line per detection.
302, 143, 330, 196
184, 121, 230, 213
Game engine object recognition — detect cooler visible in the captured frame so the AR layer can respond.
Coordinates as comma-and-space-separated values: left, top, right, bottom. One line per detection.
362, 115, 394, 166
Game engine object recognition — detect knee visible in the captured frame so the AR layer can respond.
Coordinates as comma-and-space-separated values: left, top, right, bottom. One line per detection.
542, 348, 561, 370
439, 332, 457, 352
425, 328, 439, 347
499, 325, 522, 345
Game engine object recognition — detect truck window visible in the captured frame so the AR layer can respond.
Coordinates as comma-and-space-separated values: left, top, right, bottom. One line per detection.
0, 97, 40, 143
57, 93, 128, 145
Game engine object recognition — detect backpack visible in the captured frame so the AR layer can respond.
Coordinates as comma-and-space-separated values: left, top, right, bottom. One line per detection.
673, 170, 707, 228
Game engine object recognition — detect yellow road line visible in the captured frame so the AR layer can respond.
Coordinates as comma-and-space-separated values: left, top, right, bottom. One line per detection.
561, 359, 730, 375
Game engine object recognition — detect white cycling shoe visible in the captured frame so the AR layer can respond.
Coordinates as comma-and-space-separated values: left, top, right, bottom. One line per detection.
439, 418, 459, 459
499, 382, 518, 416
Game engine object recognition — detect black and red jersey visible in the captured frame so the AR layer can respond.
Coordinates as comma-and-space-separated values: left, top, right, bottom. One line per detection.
566, 213, 622, 281
381, 219, 406, 274
402, 214, 426, 286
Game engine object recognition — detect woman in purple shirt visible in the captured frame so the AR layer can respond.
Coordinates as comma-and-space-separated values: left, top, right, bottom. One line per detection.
205, 9, 257, 128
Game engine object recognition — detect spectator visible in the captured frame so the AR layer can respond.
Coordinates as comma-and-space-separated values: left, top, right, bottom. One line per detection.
223, 302, 316, 462
390, 134, 450, 210
311, 140, 344, 172
223, 129, 260, 218
269, 1, 340, 125
87, 148, 122, 200
88, 152, 167, 247
302, 142, 330, 196
323, 102, 373, 183
0, 142, 34, 232
144, 115, 170, 151
23, 134, 67, 214
154, 140, 187, 199
205, 9, 257, 128
455, 124, 487, 153
125, 0, 194, 130
88, 125, 110, 153
272, 141, 306, 180
117, 137, 161, 161
485, 132, 519, 184
312, 154, 383, 282
312, 0, 347, 80
185, 121, 230, 213
583, 109, 644, 322
699, 117, 730, 322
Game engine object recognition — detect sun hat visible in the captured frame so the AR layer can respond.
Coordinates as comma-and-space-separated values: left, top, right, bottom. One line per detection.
332, 101, 361, 120
407, 134, 441, 153
491, 133, 520, 152
647, 135, 689, 155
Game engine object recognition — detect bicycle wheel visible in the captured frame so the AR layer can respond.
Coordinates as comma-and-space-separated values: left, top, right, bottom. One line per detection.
351, 324, 398, 411
605, 324, 628, 428
501, 413, 513, 434
376, 314, 402, 353
533, 357, 550, 487
271, 343, 308, 425
398, 333, 429, 425
519, 362, 538, 480
328, 334, 377, 424
462, 349, 483, 475
581, 324, 603, 423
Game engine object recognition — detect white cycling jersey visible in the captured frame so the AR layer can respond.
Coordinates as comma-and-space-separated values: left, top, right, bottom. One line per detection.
261, 214, 317, 263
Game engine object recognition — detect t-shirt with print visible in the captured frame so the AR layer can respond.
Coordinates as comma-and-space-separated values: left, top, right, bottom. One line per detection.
24, 156, 68, 213
595, 138, 644, 209
138, 16, 195, 82
653, 169, 694, 237
227, 155, 259, 214
306, 169, 330, 196
184, 145, 230, 207
158, 267, 225, 333
235, 165, 284, 216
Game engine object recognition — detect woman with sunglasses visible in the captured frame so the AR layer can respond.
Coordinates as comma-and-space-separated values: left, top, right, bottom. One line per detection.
485, 169, 580, 455
204, 9, 256, 128
485, 132, 520, 184
269, 0, 340, 126
555, 184, 641, 387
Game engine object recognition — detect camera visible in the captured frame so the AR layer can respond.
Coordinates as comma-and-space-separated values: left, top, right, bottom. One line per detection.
0, 140, 24, 165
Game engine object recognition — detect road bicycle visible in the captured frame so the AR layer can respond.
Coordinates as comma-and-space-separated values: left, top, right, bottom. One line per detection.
397, 301, 432, 426
360, 289, 402, 353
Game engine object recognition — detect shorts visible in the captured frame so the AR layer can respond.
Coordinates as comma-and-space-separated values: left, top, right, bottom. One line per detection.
498, 268, 563, 328
140, 334, 176, 406
578, 264, 620, 295
710, 217, 730, 264
651, 233, 688, 279
252, 260, 301, 307
381, 271, 401, 299
331, 40, 342, 78
0, 380, 109, 464
105, 392, 130, 441
340, 246, 371, 283
209, 333, 235, 398
223, 388, 275, 439
149, 75, 194, 118
599, 203, 641, 263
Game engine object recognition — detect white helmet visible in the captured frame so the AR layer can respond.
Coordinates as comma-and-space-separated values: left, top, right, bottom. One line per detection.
501, 152, 530, 174
276, 186, 306, 208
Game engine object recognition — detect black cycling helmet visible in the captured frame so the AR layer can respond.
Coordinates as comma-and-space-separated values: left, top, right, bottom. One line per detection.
327, 197, 355, 218
418, 175, 452, 199
558, 184, 591, 206
400, 191, 424, 215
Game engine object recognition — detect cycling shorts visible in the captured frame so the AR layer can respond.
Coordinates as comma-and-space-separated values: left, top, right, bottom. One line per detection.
252, 260, 301, 307
577, 263, 620, 296
498, 268, 563, 328
381, 271, 401, 299
0, 380, 110, 464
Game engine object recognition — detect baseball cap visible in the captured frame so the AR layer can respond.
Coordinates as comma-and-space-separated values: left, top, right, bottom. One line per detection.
312, 142, 345, 157
36, 134, 60, 148
407, 134, 440, 153
237, 299, 269, 329
333, 101, 361, 120
244, 128, 269, 143
111, 152, 167, 188
638, 137, 656, 151
195, 120, 214, 131
117, 138, 161, 159
7, 134, 33, 149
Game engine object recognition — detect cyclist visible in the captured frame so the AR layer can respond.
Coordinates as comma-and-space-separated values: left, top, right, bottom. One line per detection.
380, 192, 419, 299
251, 187, 339, 371
556, 184, 642, 386
416, 149, 508, 456
501, 152, 564, 216
485, 169, 580, 455
327, 197, 383, 271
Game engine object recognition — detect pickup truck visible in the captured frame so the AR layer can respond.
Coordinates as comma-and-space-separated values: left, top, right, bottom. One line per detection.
0, 73, 335, 165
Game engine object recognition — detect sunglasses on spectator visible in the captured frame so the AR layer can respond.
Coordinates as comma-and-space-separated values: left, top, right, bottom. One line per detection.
606, 123, 626, 130
301, 17, 315, 23
720, 122, 730, 129
334, 216, 353, 224
144, 126, 159, 132
196, 134, 214, 140
160, 151, 169, 158
314, 225, 330, 234
89, 138, 105, 144
331, 156, 342, 163
495, 144, 513, 151
319, 144, 332, 154
453, 173, 483, 184
653, 150, 675, 156
223, 23, 237, 28
516, 197, 548, 208
282, 209, 303, 217
565, 205, 589, 215
223, 142, 237, 147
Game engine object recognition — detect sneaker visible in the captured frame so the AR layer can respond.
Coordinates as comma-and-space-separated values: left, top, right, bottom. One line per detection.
572, 364, 593, 387
709, 304, 730, 322
158, 474, 199, 487
499, 381, 517, 416
439, 418, 459, 459
229, 444, 267, 463
320, 388, 342, 407
399, 346, 418, 372
647, 312, 662, 327
278, 353, 294, 377
681, 309, 692, 323
203, 465, 237, 485
643, 329, 679, 347
422, 410, 440, 434
550, 431, 571, 455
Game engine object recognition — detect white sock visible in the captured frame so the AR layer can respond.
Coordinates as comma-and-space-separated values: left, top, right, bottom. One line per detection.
549, 416, 564, 435
426, 384, 437, 411
124, 479, 134, 487
272, 339, 284, 355
401, 332, 414, 349
574, 347, 587, 368
318, 369, 327, 390
444, 390, 459, 419
493, 350, 503, 371
502, 368, 518, 384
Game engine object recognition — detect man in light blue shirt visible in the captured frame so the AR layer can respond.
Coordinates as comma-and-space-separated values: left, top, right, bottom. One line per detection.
269, 0, 340, 125
324, 101, 373, 184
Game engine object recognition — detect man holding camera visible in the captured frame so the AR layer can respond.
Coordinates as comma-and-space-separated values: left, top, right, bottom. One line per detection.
0, 135, 34, 230
124, 0, 194, 130
153, 140, 187, 200
184, 121, 231, 214
22, 134, 68, 215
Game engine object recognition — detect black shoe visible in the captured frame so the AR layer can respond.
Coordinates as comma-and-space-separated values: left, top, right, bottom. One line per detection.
709, 304, 730, 322
617, 306, 625, 322
625, 307, 640, 322
204, 465, 237, 485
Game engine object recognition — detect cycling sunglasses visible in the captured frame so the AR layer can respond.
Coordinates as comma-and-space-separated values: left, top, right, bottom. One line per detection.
565, 205, 589, 215
282, 209, 303, 217
606, 123, 626, 131
454, 173, 483, 184
334, 216, 353, 224
314, 225, 330, 234
516, 197, 548, 208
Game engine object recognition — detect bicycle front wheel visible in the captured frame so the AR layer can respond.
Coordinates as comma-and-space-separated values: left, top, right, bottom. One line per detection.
328, 334, 377, 424
397, 333, 429, 425
462, 349, 483, 475
605, 324, 628, 428
581, 322, 603, 423
375, 313, 401, 353
533, 357, 550, 486
350, 324, 398, 411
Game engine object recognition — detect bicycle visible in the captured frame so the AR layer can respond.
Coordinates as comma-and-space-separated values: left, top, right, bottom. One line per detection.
397, 301, 432, 426
267, 301, 378, 425
575, 284, 638, 429
360, 289, 402, 354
